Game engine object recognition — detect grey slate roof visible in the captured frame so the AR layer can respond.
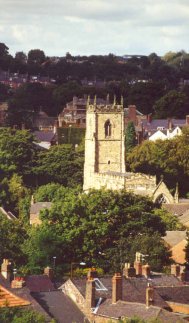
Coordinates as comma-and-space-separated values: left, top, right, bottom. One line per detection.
30, 202, 52, 215
34, 131, 57, 143
157, 286, 189, 305
25, 275, 55, 293
33, 291, 88, 323
142, 119, 186, 132
70, 276, 176, 309
97, 299, 186, 322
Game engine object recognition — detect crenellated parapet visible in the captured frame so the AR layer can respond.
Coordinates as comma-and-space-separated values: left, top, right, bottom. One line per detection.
86, 95, 124, 113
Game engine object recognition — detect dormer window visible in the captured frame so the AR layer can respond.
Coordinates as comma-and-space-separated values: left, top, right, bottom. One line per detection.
105, 119, 112, 137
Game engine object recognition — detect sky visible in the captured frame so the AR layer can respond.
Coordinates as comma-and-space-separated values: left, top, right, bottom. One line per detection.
0, 0, 189, 57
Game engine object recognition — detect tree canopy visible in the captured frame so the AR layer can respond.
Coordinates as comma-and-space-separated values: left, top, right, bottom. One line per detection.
23, 188, 171, 273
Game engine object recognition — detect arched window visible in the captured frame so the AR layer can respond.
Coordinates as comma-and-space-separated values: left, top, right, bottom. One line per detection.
104, 119, 112, 137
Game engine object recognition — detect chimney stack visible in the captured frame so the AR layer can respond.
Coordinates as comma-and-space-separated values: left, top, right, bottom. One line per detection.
171, 264, 180, 277
87, 268, 97, 279
123, 263, 136, 278
146, 283, 154, 308
112, 273, 122, 304
85, 275, 96, 309
1, 259, 11, 280
128, 105, 137, 124
142, 264, 151, 278
134, 252, 143, 276
134, 261, 142, 276
44, 266, 54, 280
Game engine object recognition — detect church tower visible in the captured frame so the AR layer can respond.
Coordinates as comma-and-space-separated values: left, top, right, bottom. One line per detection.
83, 97, 125, 191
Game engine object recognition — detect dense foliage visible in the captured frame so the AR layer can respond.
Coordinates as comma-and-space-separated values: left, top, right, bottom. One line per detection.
0, 307, 46, 323
126, 128, 189, 196
22, 188, 171, 273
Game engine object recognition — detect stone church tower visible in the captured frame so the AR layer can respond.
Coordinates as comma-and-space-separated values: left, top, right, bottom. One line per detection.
83, 98, 176, 204
83, 98, 125, 191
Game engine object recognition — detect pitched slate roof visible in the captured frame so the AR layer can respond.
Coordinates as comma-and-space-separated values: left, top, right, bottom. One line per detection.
30, 202, 52, 215
97, 299, 186, 322
33, 131, 57, 143
143, 119, 186, 132
157, 286, 189, 304
25, 275, 55, 293
33, 291, 88, 323
70, 276, 169, 309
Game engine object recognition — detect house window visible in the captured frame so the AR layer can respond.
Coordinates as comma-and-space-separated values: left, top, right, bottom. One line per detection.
104, 119, 112, 137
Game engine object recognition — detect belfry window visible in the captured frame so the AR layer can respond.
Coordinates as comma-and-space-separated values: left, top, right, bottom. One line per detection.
105, 119, 112, 137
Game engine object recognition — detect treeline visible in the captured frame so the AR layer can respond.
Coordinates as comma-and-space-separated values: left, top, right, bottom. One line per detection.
1, 43, 189, 125
1, 42, 189, 84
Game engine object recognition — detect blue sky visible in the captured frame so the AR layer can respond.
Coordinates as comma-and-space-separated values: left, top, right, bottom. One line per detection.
0, 0, 189, 57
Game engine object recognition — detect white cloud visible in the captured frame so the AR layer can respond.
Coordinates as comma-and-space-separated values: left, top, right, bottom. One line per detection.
0, 0, 188, 56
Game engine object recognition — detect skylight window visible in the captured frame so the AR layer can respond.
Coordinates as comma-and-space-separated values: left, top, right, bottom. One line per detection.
94, 278, 108, 291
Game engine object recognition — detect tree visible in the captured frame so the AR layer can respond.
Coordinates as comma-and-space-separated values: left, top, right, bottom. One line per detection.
33, 144, 84, 187
0, 307, 46, 323
0, 43, 9, 57
0, 84, 9, 102
0, 128, 37, 208
7, 83, 55, 127
125, 121, 136, 153
27, 49, 46, 65
15, 51, 27, 64
127, 82, 165, 115
0, 212, 27, 265
153, 90, 189, 118
126, 129, 189, 195
23, 189, 169, 273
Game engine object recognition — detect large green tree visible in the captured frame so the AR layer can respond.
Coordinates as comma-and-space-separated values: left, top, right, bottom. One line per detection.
0, 212, 27, 265
126, 128, 189, 195
23, 189, 170, 273
33, 144, 84, 187
153, 90, 189, 118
